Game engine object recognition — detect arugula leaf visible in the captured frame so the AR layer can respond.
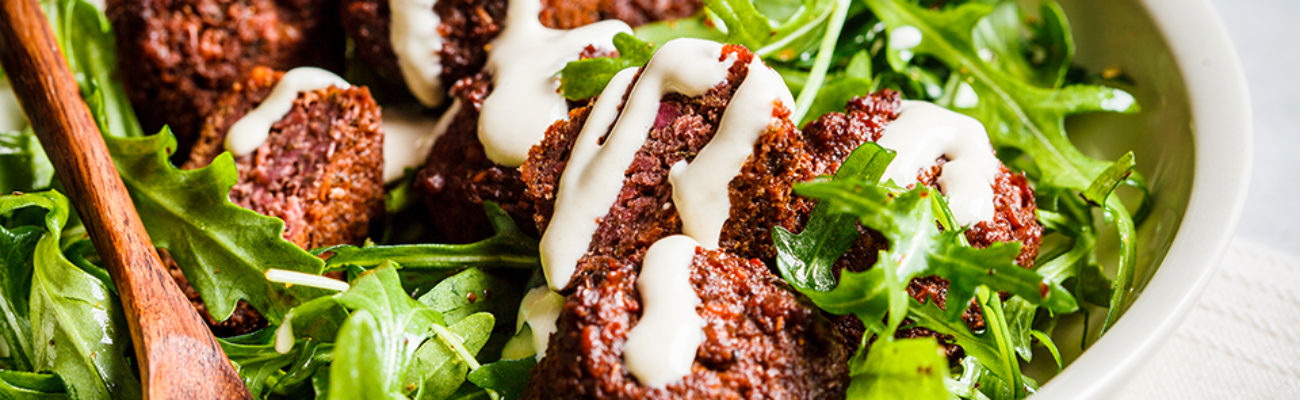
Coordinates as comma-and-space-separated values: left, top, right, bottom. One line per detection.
774, 142, 895, 292
406, 313, 493, 399
791, 179, 1067, 324
1082, 151, 1135, 206
706, 0, 838, 59
319, 203, 539, 272
327, 309, 388, 399
845, 338, 949, 400
866, 0, 1138, 189
0, 370, 69, 399
0, 221, 40, 372
106, 131, 326, 323
559, 33, 655, 100
40, 0, 142, 138
0, 129, 54, 193
467, 358, 536, 400
971, 2, 1074, 89
0, 192, 141, 400
864, 0, 1140, 331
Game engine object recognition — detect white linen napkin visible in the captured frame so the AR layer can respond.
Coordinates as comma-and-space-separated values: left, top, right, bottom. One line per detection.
1118, 238, 1300, 398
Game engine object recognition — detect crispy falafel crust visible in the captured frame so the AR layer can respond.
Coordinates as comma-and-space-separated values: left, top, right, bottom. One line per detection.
184, 66, 385, 250
339, 0, 701, 90
107, 0, 344, 150
526, 249, 852, 399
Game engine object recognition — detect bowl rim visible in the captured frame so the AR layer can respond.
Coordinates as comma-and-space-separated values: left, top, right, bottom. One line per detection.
1031, 0, 1253, 398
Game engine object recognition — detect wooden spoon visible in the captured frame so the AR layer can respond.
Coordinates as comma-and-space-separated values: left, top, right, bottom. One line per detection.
0, 0, 251, 398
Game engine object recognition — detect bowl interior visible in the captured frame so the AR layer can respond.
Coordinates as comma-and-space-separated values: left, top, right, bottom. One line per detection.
1022, 0, 1196, 382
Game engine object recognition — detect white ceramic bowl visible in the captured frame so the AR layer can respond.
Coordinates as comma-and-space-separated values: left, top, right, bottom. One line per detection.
0, 0, 1251, 397
1033, 0, 1251, 397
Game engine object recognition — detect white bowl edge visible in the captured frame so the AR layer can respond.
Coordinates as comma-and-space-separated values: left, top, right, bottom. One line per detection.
1032, 0, 1253, 398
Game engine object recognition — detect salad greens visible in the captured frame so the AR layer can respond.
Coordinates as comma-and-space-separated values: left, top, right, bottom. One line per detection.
0, 0, 1149, 398
0, 192, 140, 399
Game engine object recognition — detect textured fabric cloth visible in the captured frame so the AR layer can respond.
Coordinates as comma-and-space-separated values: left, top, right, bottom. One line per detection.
1120, 238, 1300, 398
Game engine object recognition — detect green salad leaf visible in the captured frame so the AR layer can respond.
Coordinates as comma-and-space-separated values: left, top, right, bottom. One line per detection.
106, 131, 326, 324
318, 203, 539, 272
774, 142, 895, 292
41, 0, 142, 139
466, 358, 536, 400
846, 338, 949, 400
789, 178, 1069, 325
559, 33, 655, 100
0, 129, 54, 194
0, 192, 141, 400
0, 370, 71, 399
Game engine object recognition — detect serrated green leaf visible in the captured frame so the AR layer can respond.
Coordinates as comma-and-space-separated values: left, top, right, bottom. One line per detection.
106, 131, 326, 323
775, 143, 895, 292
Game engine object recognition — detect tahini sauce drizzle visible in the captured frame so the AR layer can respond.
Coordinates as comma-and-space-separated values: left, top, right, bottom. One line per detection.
389, 0, 445, 107
476, 0, 632, 166
225, 67, 350, 156
381, 100, 461, 182
877, 100, 1000, 225
668, 60, 793, 248
621, 235, 705, 387
540, 39, 731, 290
516, 286, 566, 358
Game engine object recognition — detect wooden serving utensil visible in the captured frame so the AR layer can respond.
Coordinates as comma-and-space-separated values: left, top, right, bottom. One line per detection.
0, 0, 251, 398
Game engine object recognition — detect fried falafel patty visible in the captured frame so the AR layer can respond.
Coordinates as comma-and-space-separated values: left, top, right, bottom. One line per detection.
519, 44, 854, 398
176, 66, 384, 335
107, 0, 344, 149
339, 0, 701, 93
381, 0, 700, 243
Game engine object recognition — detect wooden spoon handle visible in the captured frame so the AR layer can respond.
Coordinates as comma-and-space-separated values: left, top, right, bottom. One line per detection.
0, 0, 250, 398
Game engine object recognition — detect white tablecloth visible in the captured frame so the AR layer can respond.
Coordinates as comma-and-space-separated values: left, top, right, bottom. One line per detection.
1119, 239, 1300, 398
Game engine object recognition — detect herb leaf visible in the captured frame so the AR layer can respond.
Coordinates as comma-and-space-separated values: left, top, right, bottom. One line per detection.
318, 203, 539, 272
791, 179, 1066, 324
106, 131, 326, 323
467, 358, 537, 400
0, 192, 141, 399
774, 142, 895, 292
559, 33, 655, 100
846, 338, 949, 400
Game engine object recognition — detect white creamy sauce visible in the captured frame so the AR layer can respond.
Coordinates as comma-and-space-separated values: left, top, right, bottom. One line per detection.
381, 100, 460, 182
669, 59, 793, 249
622, 235, 705, 387
476, 0, 632, 166
225, 67, 351, 156
540, 39, 731, 290
389, 0, 445, 107
517, 286, 566, 359
274, 312, 295, 354
878, 101, 1000, 225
